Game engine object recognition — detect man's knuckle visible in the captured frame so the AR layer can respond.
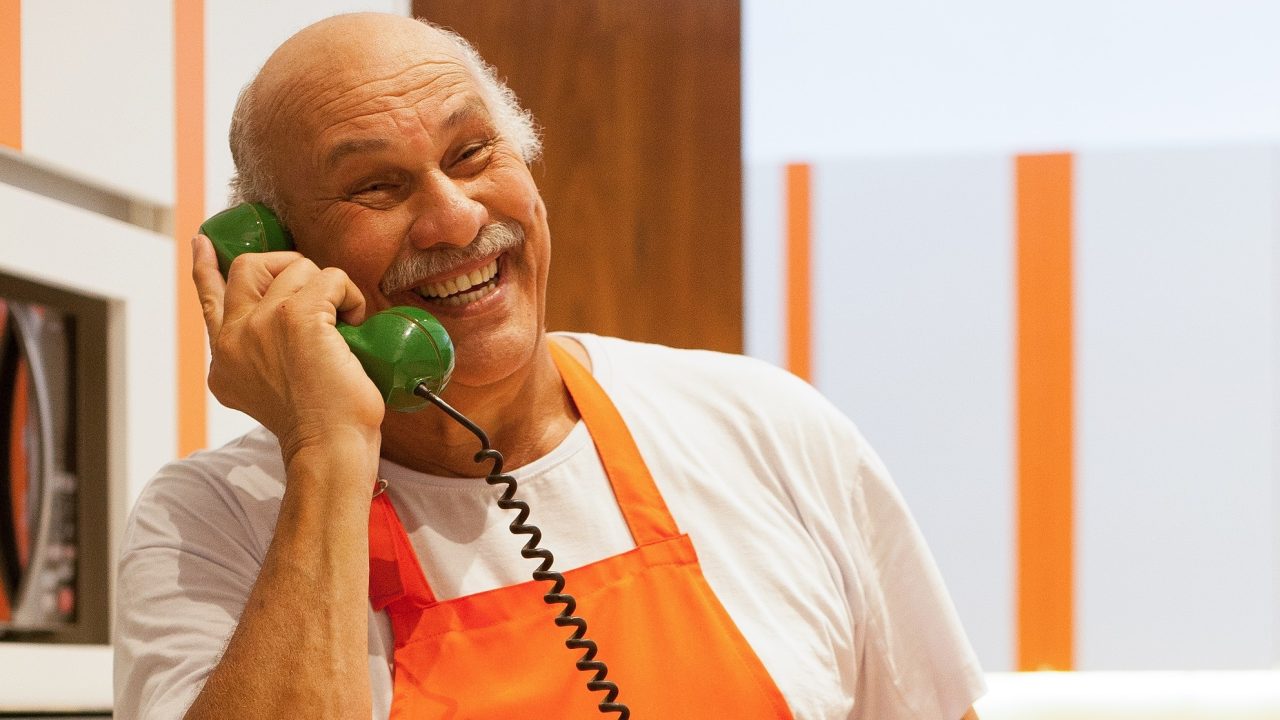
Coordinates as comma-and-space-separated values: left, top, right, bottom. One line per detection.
320, 266, 349, 283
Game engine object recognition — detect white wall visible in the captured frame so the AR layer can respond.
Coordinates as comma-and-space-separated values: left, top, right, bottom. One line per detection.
1074, 148, 1276, 670
744, 0, 1280, 161
22, 0, 174, 204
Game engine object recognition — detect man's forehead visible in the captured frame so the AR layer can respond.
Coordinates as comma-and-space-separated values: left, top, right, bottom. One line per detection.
320, 96, 491, 169
263, 51, 484, 157
253, 15, 474, 128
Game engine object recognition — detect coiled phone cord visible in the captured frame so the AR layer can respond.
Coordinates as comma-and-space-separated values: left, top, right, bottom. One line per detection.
415, 384, 631, 719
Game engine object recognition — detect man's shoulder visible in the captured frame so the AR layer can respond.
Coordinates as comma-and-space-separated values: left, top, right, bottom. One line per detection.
148, 424, 284, 490
125, 425, 286, 552
567, 332, 803, 389
566, 333, 844, 430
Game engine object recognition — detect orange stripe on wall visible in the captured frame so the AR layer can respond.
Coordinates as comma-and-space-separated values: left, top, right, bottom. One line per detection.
785, 163, 812, 381
0, 0, 20, 149
175, 0, 206, 455
1015, 152, 1075, 671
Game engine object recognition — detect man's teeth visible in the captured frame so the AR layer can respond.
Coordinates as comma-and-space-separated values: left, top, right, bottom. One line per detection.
414, 259, 499, 305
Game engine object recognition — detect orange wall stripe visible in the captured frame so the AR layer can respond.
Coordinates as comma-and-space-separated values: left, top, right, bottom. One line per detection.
785, 163, 812, 381
0, 0, 20, 149
175, 0, 206, 455
1015, 152, 1075, 671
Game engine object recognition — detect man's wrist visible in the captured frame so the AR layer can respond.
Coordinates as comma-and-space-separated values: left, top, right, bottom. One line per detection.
281, 424, 381, 497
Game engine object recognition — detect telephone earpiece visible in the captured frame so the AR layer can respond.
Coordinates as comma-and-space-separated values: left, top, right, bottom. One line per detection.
199, 203, 454, 411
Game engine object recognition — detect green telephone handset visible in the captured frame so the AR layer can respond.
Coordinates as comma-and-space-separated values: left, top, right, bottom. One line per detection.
199, 203, 454, 412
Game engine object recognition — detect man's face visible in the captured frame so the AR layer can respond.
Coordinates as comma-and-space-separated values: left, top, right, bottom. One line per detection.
263, 39, 550, 390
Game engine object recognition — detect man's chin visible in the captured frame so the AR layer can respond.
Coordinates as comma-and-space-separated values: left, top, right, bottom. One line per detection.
441, 323, 544, 392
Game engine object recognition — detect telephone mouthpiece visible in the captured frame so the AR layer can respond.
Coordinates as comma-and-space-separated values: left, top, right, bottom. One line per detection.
337, 307, 454, 412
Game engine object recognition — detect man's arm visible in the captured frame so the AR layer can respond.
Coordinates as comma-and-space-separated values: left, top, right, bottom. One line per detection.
177, 238, 384, 719
181, 437, 376, 719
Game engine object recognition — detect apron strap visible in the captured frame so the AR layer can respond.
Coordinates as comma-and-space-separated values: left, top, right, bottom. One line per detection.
550, 340, 681, 546
369, 491, 437, 609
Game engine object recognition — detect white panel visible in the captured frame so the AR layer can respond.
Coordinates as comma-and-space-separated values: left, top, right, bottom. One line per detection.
977, 671, 1280, 720
0, 644, 111, 712
22, 0, 174, 205
1273, 149, 1280, 670
744, 162, 785, 367
0, 181, 173, 705
811, 156, 1015, 670
744, 0, 1280, 162
1076, 147, 1274, 669
203, 0, 411, 449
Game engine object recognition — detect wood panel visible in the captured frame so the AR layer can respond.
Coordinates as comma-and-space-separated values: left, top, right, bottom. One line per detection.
414, 0, 742, 353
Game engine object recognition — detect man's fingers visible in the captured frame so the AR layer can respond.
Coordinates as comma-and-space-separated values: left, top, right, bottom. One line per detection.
191, 235, 226, 338
244, 257, 370, 328
222, 250, 306, 322
297, 266, 368, 327
329, 268, 369, 326
216, 250, 368, 334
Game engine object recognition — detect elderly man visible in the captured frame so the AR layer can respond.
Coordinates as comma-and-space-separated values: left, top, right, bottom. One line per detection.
115, 12, 984, 720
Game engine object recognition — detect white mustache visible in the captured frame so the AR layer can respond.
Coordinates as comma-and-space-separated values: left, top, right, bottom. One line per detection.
380, 221, 524, 294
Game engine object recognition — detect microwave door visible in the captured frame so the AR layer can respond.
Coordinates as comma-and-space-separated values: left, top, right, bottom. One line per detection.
2, 305, 58, 633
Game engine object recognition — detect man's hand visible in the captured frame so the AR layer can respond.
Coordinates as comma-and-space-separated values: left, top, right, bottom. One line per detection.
182, 236, 377, 719
191, 234, 384, 463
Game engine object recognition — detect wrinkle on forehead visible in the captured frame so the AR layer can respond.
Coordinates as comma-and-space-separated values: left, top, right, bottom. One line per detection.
250, 15, 481, 168
273, 58, 474, 138
319, 62, 471, 126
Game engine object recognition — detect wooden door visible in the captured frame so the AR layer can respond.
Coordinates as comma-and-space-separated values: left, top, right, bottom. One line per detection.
413, 0, 742, 353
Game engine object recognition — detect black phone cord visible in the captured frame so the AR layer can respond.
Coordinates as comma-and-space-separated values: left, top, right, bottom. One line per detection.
415, 384, 630, 719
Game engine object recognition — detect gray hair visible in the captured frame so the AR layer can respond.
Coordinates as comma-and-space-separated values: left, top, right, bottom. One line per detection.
227, 19, 542, 215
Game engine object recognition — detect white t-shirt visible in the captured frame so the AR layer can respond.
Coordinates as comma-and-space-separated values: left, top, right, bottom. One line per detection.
114, 334, 985, 720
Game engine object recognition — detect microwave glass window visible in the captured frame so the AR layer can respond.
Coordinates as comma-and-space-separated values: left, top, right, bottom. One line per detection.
0, 297, 78, 635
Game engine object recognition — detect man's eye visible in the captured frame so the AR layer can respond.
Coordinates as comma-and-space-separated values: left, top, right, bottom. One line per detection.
454, 141, 493, 168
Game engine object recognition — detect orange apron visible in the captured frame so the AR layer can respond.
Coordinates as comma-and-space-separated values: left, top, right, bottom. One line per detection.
367, 342, 795, 718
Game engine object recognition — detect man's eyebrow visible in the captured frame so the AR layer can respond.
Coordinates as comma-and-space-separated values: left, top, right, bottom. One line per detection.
444, 98, 489, 131
324, 138, 391, 169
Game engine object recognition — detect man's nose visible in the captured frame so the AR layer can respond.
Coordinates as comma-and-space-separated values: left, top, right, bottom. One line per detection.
406, 172, 488, 249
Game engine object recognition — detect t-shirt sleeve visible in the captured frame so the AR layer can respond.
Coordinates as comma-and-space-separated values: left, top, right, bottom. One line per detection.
827, 414, 987, 720
113, 462, 270, 720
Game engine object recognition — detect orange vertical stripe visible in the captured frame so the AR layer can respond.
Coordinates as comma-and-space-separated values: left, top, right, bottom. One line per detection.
0, 0, 20, 149
175, 0, 206, 455
1015, 152, 1075, 671
785, 163, 811, 381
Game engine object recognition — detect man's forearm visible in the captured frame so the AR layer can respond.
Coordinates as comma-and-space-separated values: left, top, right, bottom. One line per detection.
183, 438, 378, 720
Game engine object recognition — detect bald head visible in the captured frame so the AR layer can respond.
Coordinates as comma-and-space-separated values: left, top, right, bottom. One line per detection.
228, 13, 540, 216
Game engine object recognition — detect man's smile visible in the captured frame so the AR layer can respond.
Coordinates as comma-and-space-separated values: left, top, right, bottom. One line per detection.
412, 256, 501, 307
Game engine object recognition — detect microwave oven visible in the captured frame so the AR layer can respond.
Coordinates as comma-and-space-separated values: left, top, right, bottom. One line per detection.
0, 273, 108, 644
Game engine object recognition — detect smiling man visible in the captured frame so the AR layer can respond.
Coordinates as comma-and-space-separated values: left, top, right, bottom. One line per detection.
114, 13, 985, 720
